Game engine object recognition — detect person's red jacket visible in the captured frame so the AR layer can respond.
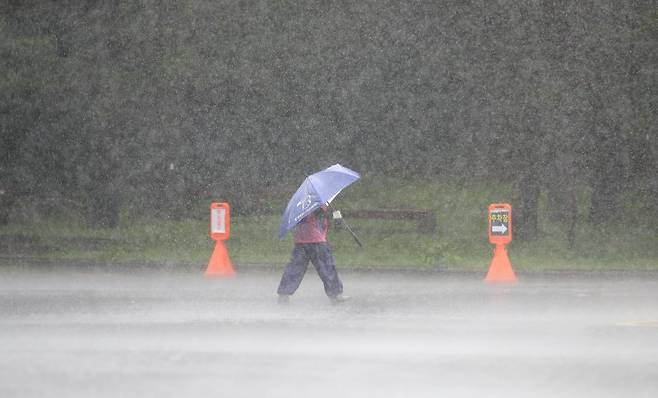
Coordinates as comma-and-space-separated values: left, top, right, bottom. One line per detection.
293, 208, 329, 243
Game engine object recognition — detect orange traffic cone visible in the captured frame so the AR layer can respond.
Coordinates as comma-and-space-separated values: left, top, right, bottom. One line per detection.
204, 240, 236, 278
485, 244, 517, 283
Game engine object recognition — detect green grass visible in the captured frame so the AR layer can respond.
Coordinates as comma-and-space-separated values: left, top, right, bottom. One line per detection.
1, 178, 657, 271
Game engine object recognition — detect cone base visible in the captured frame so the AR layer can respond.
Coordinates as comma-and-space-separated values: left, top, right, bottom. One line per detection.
203, 271, 237, 279
484, 244, 517, 284
204, 241, 236, 278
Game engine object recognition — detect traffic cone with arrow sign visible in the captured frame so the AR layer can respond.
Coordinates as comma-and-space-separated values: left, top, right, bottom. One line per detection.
204, 203, 236, 278
485, 203, 517, 283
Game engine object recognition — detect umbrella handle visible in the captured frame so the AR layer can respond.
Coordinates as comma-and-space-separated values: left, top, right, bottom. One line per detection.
329, 206, 363, 248
343, 221, 363, 247
342, 220, 363, 248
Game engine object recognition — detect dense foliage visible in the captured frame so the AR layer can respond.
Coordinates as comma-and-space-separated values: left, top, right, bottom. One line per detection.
1, 1, 656, 239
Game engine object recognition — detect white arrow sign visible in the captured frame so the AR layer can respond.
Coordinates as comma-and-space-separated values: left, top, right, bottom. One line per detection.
492, 224, 508, 234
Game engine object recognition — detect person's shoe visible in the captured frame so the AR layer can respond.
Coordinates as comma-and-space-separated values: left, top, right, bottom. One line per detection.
278, 294, 290, 304
330, 294, 350, 303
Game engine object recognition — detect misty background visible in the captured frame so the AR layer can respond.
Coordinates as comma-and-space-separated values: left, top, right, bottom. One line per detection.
1, 0, 657, 242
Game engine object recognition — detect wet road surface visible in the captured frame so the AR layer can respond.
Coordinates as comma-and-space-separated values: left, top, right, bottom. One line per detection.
1, 266, 657, 397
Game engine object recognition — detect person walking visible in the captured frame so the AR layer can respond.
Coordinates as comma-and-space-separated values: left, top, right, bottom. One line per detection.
277, 206, 348, 303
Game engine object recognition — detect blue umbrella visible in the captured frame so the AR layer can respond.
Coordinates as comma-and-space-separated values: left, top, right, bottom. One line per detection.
278, 164, 360, 240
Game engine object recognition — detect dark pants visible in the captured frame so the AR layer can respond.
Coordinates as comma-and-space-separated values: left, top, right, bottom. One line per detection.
277, 243, 344, 297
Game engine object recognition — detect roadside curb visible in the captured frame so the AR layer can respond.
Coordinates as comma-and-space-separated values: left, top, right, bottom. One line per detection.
2, 256, 658, 279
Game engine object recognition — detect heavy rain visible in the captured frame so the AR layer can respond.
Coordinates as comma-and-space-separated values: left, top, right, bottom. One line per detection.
1, 1, 657, 397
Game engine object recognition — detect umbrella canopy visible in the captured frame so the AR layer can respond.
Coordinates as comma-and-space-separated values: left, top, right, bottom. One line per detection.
278, 164, 360, 239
